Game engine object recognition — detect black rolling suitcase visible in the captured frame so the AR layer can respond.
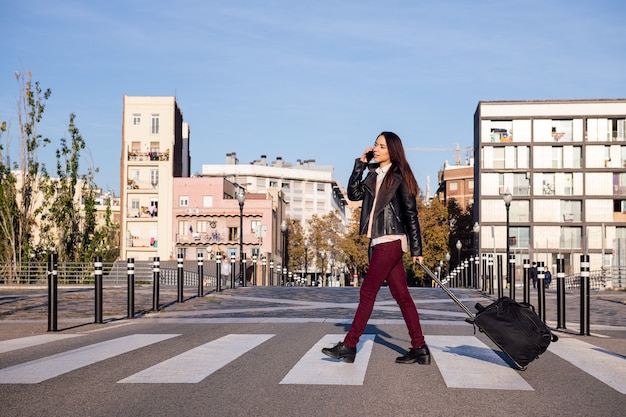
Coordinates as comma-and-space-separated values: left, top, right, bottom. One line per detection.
420, 264, 557, 370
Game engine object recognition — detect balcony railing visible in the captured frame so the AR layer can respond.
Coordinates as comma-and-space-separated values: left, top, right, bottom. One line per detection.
127, 150, 169, 161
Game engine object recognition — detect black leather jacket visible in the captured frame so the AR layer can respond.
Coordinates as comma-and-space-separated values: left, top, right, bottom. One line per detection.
347, 158, 423, 257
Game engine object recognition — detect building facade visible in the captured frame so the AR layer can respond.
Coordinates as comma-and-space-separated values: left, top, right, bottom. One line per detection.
437, 160, 475, 210
120, 96, 190, 261
200, 153, 348, 230
172, 176, 285, 266
474, 99, 626, 285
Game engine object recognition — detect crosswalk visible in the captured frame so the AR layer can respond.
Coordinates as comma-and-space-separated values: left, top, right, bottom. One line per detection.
0, 332, 624, 393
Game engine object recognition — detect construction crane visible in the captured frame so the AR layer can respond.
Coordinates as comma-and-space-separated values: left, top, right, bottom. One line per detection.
407, 142, 473, 165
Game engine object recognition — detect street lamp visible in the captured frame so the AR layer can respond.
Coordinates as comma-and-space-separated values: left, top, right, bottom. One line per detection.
236, 189, 246, 287
281, 220, 288, 286
503, 188, 514, 298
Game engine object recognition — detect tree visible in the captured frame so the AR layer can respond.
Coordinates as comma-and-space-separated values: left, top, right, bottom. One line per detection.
0, 71, 51, 278
338, 207, 369, 283
307, 210, 343, 285
448, 199, 474, 269
415, 197, 450, 284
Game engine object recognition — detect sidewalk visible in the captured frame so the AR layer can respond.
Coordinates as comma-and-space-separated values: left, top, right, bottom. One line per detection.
1, 285, 624, 332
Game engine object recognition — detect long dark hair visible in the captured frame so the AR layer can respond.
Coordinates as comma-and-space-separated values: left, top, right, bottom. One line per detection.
379, 131, 419, 196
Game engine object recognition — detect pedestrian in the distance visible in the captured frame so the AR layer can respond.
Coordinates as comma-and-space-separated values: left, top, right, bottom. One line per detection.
544, 266, 552, 288
322, 131, 430, 365
529, 262, 538, 289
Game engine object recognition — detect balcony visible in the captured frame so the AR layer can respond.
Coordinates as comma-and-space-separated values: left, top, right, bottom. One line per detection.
127, 150, 169, 162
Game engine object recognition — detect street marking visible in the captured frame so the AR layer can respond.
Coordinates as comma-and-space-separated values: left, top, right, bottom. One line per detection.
427, 335, 534, 390
548, 338, 626, 394
0, 334, 82, 354
0, 334, 179, 384
280, 334, 375, 385
119, 334, 275, 383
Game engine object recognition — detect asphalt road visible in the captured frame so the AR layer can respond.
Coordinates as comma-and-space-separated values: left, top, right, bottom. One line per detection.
0, 286, 625, 417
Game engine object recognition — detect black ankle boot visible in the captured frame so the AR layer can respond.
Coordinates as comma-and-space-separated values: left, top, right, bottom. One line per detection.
322, 342, 356, 363
395, 345, 431, 364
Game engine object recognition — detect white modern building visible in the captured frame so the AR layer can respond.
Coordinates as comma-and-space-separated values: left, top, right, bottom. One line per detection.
474, 99, 626, 287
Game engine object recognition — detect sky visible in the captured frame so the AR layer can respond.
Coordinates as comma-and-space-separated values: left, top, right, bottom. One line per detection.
1, 0, 625, 196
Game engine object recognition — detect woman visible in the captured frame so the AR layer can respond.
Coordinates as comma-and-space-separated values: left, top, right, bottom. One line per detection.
322, 131, 430, 365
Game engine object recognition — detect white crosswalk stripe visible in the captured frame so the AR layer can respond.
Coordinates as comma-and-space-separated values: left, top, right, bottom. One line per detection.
547, 337, 626, 394
1, 332, 624, 393
0, 334, 179, 384
280, 334, 375, 385
0, 334, 83, 354
427, 335, 533, 390
119, 334, 275, 383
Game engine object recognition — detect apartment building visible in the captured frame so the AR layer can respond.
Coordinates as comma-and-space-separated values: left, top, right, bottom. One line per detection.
200, 153, 348, 230
437, 160, 475, 210
172, 176, 285, 265
474, 99, 626, 283
120, 96, 190, 261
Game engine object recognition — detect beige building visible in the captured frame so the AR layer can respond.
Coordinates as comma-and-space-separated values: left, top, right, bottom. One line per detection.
120, 96, 190, 261
475, 99, 626, 287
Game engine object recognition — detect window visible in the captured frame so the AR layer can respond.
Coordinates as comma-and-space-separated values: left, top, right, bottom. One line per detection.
251, 220, 262, 234
228, 227, 238, 241
197, 221, 210, 233
490, 120, 513, 142
150, 142, 160, 152
131, 141, 141, 152
572, 146, 582, 168
179, 196, 189, 207
610, 118, 626, 141
552, 147, 563, 168
561, 200, 582, 222
151, 114, 159, 134
493, 147, 505, 169
509, 226, 529, 249
269, 180, 278, 187
131, 200, 139, 210
203, 195, 213, 208
178, 220, 189, 236
282, 182, 290, 190
542, 173, 555, 195
317, 183, 325, 192
449, 182, 458, 191
552, 120, 573, 142
560, 227, 582, 249
513, 173, 530, 196
150, 169, 158, 188
468, 180, 474, 190
130, 169, 140, 181
510, 200, 530, 222
132, 114, 141, 125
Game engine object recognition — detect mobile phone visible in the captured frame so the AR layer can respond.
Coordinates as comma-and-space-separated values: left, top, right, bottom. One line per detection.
366, 150, 374, 162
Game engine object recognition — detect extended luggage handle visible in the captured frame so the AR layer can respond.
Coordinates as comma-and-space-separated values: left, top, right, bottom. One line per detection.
418, 262, 476, 321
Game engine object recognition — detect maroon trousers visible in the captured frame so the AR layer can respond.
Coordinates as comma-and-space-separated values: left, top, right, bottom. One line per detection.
344, 240, 426, 349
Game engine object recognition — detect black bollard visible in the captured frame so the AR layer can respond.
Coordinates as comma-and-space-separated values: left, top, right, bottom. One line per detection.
47, 253, 58, 332
523, 259, 530, 304
152, 257, 160, 311
95, 256, 103, 324
230, 253, 236, 289
177, 255, 184, 303
497, 254, 504, 299
481, 254, 487, 292
241, 253, 247, 287
556, 254, 566, 329
127, 258, 135, 318
537, 261, 546, 322
508, 253, 516, 301
197, 252, 204, 297
488, 254, 494, 295
216, 252, 222, 292
262, 257, 267, 286
580, 255, 590, 335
